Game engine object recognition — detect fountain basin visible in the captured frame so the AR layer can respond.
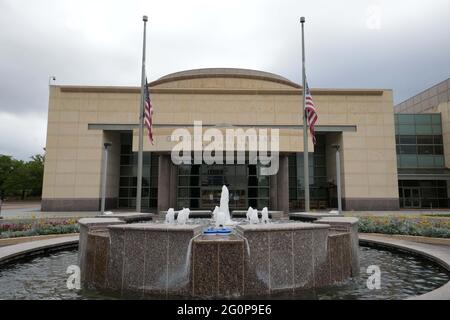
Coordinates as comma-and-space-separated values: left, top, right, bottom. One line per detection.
78, 217, 360, 298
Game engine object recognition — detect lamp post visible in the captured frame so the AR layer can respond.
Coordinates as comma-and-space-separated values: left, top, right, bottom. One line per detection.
101, 142, 112, 215
332, 144, 343, 214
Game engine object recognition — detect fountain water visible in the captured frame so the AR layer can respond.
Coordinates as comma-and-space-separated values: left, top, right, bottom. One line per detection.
177, 208, 190, 225
165, 208, 175, 224
249, 209, 259, 224
78, 186, 361, 298
261, 207, 270, 224
246, 207, 253, 221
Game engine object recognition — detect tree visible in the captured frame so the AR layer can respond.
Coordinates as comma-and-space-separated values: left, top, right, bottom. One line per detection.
0, 155, 15, 200
0, 154, 45, 200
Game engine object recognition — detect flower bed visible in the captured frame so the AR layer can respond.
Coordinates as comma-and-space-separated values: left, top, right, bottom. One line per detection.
0, 219, 79, 239
358, 216, 450, 238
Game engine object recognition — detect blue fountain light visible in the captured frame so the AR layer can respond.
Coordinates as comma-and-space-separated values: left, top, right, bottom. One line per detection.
203, 227, 232, 235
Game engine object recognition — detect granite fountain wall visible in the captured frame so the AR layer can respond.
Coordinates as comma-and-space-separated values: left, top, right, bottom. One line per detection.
78, 217, 359, 298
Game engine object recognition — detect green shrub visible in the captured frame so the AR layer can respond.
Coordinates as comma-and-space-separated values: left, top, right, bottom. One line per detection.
358, 216, 450, 238
0, 219, 80, 239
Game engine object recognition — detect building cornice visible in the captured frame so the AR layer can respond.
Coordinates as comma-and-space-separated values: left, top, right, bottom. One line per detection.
59, 86, 385, 96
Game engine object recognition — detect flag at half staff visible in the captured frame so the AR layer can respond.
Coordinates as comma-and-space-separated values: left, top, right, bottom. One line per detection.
143, 78, 154, 144
305, 80, 318, 144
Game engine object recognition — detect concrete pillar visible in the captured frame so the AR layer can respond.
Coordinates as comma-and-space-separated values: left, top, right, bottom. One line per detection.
169, 161, 177, 208
269, 174, 278, 210
157, 154, 171, 214
277, 155, 289, 214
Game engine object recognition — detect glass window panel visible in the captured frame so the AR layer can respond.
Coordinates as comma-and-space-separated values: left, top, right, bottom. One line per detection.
400, 145, 417, 154
436, 180, 446, 187
437, 188, 447, 197
190, 188, 200, 198
414, 114, 431, 125
315, 156, 326, 166
417, 155, 434, 167
398, 114, 415, 124
395, 135, 399, 144
248, 176, 258, 186
416, 136, 433, 144
189, 176, 200, 186
179, 166, 193, 175
150, 188, 158, 198
142, 177, 150, 187
119, 188, 129, 197
120, 155, 132, 165
314, 167, 327, 176
142, 189, 150, 197
248, 188, 258, 197
178, 188, 189, 198
120, 166, 135, 176
415, 125, 433, 135
399, 135, 416, 144
400, 155, 417, 167
248, 199, 257, 208
419, 181, 433, 187
418, 145, 433, 155
434, 156, 444, 167
258, 176, 270, 186
432, 114, 441, 125
248, 165, 257, 176
190, 199, 199, 208
434, 145, 443, 155
434, 135, 443, 144
181, 176, 192, 187
120, 145, 132, 154
143, 153, 151, 165
438, 199, 448, 208
118, 199, 129, 207
432, 125, 442, 134
394, 115, 399, 124
258, 188, 269, 197
258, 199, 269, 208
178, 199, 189, 208
120, 177, 131, 187
398, 125, 415, 135
289, 177, 297, 188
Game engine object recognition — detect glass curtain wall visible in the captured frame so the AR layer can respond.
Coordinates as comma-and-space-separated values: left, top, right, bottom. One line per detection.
118, 133, 158, 210
289, 134, 328, 210
177, 161, 270, 210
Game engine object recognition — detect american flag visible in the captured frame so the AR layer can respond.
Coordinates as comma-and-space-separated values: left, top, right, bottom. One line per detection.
143, 78, 154, 144
305, 80, 318, 144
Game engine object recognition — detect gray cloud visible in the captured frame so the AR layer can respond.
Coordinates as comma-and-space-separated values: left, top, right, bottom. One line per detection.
0, 0, 449, 159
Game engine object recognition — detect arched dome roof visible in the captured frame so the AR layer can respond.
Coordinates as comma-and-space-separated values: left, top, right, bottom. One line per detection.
150, 68, 300, 89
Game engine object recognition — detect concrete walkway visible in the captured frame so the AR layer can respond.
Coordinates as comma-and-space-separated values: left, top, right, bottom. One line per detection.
0, 235, 79, 265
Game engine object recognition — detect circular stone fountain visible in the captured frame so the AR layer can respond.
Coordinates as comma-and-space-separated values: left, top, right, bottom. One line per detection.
78, 186, 360, 298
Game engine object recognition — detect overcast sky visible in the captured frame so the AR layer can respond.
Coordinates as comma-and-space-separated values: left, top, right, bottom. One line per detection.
0, 0, 449, 160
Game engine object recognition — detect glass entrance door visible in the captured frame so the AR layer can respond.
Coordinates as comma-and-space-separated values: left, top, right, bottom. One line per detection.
403, 187, 421, 208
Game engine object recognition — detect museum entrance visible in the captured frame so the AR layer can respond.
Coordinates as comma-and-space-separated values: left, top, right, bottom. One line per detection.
176, 163, 270, 210
401, 187, 421, 208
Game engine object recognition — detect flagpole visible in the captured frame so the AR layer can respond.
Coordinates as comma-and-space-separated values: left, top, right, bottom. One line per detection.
137, 15, 148, 213
301, 17, 310, 212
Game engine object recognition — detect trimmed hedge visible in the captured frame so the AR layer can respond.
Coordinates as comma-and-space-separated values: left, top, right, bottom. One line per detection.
0, 219, 79, 239
358, 216, 450, 239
